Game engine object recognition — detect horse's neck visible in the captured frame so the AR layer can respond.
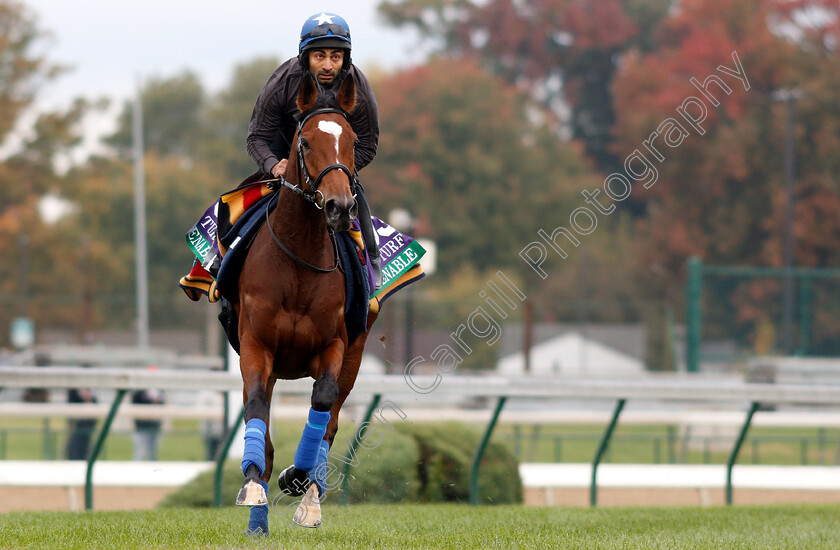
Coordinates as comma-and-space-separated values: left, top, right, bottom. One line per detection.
272, 165, 331, 255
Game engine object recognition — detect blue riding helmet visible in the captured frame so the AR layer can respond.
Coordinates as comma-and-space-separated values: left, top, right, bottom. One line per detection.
299, 12, 352, 53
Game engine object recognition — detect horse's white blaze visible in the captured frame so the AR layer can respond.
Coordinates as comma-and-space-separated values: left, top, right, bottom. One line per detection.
318, 120, 343, 160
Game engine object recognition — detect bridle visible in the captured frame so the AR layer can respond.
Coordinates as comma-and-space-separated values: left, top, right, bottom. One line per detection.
267, 108, 355, 210
264, 107, 355, 273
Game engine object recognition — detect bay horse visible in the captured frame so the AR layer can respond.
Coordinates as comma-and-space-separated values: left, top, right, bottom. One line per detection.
233, 74, 378, 533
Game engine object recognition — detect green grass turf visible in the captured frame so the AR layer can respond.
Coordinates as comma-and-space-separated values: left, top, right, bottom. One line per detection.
1, 503, 839, 549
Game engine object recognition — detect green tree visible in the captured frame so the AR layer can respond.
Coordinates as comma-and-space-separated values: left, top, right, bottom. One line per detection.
0, 1, 63, 144
0, 2, 86, 343
198, 56, 281, 182
105, 71, 205, 159
58, 153, 228, 331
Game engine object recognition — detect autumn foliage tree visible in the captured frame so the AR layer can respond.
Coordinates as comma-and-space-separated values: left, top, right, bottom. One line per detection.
0, 1, 82, 342
4, 0, 840, 361
378, 0, 670, 171
364, 57, 600, 281
611, 0, 840, 353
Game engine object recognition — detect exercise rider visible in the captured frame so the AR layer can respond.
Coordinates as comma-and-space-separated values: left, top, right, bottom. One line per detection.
246, 11, 382, 288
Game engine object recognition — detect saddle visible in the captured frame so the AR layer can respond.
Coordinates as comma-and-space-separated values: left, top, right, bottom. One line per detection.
178, 181, 426, 349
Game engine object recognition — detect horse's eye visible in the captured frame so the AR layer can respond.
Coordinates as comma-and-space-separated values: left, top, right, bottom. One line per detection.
301, 139, 310, 151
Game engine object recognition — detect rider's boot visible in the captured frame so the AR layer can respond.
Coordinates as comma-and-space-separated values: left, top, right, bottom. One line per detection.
218, 298, 241, 354
369, 255, 383, 291
353, 181, 382, 291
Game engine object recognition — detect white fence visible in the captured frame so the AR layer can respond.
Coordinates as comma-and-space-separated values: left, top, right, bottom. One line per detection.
2, 365, 840, 509
3, 365, 840, 403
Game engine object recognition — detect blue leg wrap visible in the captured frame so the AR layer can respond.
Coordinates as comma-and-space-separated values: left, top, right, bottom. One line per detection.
310, 439, 331, 493
294, 408, 330, 472
247, 480, 269, 535
241, 418, 267, 477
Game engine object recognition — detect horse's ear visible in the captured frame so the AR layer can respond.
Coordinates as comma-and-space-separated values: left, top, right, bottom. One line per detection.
335, 76, 356, 114
297, 74, 318, 113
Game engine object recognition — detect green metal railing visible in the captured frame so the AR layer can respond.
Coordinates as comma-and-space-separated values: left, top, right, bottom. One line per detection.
505, 427, 840, 466
726, 402, 759, 505
590, 399, 626, 506
85, 389, 126, 510
6, 386, 840, 509
7, 420, 837, 465
469, 397, 507, 505
685, 257, 840, 372
5, 408, 839, 510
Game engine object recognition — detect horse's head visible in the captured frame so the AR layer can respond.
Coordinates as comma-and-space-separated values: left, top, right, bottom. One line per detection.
292, 75, 359, 232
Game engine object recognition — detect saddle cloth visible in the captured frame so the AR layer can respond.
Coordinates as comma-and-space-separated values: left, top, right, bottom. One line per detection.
178, 182, 426, 341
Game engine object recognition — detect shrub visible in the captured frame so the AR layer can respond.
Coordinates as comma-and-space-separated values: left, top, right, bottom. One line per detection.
395, 421, 522, 505
160, 420, 520, 507
331, 425, 420, 504
160, 423, 419, 508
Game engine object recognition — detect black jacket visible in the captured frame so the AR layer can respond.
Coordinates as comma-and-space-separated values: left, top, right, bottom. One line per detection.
246, 58, 379, 175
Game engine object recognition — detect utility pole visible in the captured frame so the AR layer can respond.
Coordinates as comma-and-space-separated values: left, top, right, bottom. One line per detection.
133, 81, 150, 350
772, 89, 802, 355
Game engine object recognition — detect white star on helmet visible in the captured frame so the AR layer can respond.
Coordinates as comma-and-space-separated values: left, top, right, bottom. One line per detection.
312, 13, 335, 25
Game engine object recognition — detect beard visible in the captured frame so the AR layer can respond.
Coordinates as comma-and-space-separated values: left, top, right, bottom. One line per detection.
313, 70, 340, 90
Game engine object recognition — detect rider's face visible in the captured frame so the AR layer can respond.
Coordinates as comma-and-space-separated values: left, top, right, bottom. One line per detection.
308, 49, 345, 85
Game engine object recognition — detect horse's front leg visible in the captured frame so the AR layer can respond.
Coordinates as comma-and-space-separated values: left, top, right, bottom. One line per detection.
323, 311, 377, 448
236, 341, 275, 535
280, 338, 345, 528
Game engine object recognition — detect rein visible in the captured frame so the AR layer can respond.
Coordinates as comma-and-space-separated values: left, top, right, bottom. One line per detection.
264, 192, 340, 273
267, 175, 324, 208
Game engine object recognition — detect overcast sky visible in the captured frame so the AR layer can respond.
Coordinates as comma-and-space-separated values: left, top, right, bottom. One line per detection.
13, 1, 426, 161
24, 1, 426, 109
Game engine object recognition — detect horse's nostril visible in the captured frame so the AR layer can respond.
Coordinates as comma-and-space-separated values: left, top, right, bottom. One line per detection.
349, 201, 359, 219
325, 197, 355, 222
325, 200, 340, 219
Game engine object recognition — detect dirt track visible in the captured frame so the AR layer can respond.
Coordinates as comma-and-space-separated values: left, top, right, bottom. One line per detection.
3, 486, 840, 513
0, 486, 177, 513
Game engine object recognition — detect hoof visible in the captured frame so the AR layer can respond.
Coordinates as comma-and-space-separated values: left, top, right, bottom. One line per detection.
293, 484, 322, 528
236, 479, 268, 506
278, 465, 310, 497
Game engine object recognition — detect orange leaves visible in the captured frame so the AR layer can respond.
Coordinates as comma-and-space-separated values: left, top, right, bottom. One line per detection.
365, 55, 600, 278
560, 0, 637, 50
